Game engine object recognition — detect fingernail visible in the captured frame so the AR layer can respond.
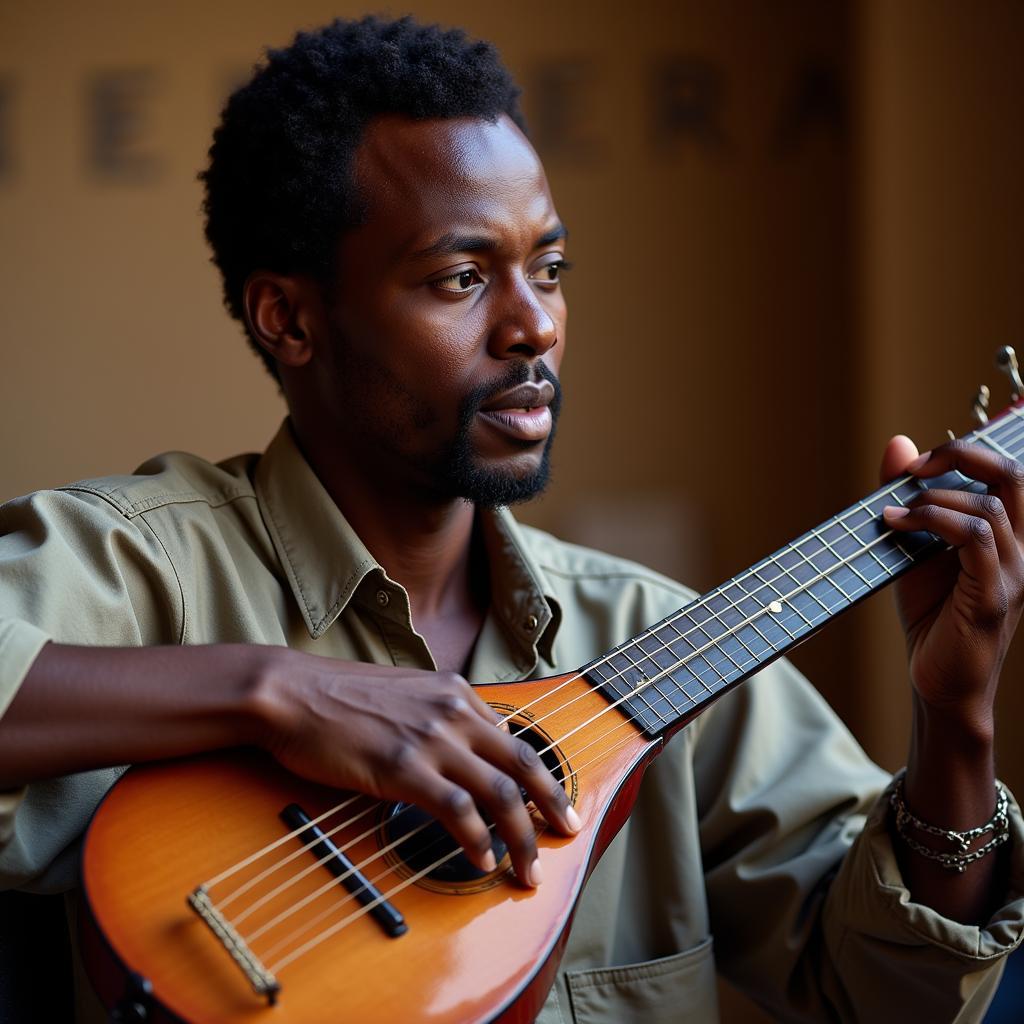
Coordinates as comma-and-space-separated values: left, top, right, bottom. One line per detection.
883, 505, 911, 520
529, 858, 544, 887
907, 451, 932, 472
566, 805, 582, 832
482, 850, 497, 872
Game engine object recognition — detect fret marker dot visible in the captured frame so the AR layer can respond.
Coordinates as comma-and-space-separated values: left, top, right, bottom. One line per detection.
768, 601, 783, 614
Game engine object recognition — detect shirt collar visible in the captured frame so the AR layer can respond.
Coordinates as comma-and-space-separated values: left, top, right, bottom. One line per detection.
254, 419, 561, 662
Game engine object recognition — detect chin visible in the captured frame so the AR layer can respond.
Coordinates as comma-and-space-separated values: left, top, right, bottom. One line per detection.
449, 452, 553, 509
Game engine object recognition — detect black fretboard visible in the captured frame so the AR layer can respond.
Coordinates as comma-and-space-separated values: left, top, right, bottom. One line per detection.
586, 401, 1024, 737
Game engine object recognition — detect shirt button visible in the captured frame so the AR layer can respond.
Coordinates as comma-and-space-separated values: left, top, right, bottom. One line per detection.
524, 614, 539, 632
376, 589, 390, 608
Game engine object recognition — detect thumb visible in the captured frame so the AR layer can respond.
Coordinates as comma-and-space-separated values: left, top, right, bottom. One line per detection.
880, 434, 920, 485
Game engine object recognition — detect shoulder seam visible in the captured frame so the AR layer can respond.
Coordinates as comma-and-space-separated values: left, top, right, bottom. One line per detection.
137, 511, 188, 644
55, 484, 256, 520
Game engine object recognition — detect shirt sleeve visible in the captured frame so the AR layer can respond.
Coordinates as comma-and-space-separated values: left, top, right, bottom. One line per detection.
693, 657, 1024, 1022
0, 487, 183, 892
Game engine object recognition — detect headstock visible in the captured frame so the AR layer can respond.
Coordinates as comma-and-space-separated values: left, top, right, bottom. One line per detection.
972, 346, 1023, 426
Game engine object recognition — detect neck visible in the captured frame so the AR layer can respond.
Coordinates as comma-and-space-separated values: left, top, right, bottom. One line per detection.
586, 402, 1024, 738
289, 418, 482, 622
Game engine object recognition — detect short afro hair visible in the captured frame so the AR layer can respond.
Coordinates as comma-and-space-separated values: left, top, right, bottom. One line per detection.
200, 15, 526, 379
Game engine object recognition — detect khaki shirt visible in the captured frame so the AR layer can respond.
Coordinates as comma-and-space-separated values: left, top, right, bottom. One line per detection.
1, 420, 1022, 1022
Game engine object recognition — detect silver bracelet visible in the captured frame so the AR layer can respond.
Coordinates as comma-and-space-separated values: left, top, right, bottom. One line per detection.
889, 769, 1010, 874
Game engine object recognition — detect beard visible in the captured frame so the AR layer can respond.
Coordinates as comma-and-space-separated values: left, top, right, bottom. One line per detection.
433, 360, 562, 509
324, 318, 562, 509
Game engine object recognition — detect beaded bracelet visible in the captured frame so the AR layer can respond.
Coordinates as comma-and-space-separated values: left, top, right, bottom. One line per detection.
889, 769, 1010, 874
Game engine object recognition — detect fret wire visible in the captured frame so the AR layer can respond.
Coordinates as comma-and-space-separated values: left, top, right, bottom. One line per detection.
670, 606, 804, 698
597, 403, 1024, 727
693, 615, 748, 673
689, 592, 759, 662
656, 621, 720, 697
679, 631, 729, 693
790, 512, 885, 605
732, 625, 771, 665
977, 433, 1014, 460
991, 420, 1024, 457
661, 618, 692, 648
616, 518, 922, 708
740, 614, 783, 657
718, 580, 770, 630
745, 606, 790, 647
989, 412, 1024, 459
739, 567, 786, 601
873, 486, 919, 564
659, 621, 745, 695
607, 649, 661, 711
728, 577, 796, 648
623, 599, 772, 711
719, 592, 774, 661
782, 532, 851, 612
1000, 421, 1024, 458
774, 559, 834, 616
832, 515, 890, 585
853, 500, 902, 577
814, 527, 871, 595
792, 533, 843, 586
707, 592, 781, 664
590, 405, 1024, 717
617, 645, 680, 718
742, 570, 814, 630
633, 627, 717, 708
691, 598, 809, 694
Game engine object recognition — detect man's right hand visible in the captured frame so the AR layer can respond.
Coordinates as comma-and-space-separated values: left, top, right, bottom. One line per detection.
256, 649, 581, 885
0, 643, 580, 886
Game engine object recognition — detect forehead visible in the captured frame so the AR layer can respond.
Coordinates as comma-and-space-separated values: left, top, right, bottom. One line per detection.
350, 115, 559, 256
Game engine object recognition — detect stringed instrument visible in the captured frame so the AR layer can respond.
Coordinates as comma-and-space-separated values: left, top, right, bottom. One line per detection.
80, 352, 1024, 1023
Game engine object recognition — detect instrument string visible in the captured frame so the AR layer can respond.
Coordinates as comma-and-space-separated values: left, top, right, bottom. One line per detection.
258, 597, 818, 958
511, 407, 1024, 746
261, 725, 644, 973
217, 798, 388, 910
212, 560, 821, 924
203, 793, 362, 891
501, 401, 1024, 737
243, 814, 437, 943
200, 411, 1024, 954
231, 812, 433, 927
230, 589, 816, 954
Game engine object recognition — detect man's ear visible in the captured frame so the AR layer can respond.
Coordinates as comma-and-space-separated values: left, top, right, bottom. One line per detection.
242, 272, 323, 369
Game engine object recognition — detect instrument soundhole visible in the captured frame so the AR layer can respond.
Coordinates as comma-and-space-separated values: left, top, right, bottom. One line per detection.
379, 714, 573, 893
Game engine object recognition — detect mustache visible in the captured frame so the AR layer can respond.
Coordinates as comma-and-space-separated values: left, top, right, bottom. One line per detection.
462, 361, 562, 420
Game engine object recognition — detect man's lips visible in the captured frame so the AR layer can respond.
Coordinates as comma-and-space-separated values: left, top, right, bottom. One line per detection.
477, 381, 556, 443
479, 381, 555, 413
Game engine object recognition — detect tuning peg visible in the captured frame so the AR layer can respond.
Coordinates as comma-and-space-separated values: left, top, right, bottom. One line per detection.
972, 384, 990, 425
996, 346, 1023, 401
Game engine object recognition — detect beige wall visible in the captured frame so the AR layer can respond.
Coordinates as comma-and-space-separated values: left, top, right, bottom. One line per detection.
4, 0, 1023, 796
1, 3, 1023, 1015
855, 0, 1024, 768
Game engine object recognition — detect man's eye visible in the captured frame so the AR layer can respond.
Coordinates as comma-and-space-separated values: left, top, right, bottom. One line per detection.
434, 269, 482, 293
531, 260, 571, 286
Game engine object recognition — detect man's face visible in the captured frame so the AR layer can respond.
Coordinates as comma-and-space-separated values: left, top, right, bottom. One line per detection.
316, 114, 568, 507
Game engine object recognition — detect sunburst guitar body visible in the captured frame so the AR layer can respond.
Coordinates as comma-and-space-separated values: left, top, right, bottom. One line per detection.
81, 674, 664, 1023
81, 386, 1024, 1023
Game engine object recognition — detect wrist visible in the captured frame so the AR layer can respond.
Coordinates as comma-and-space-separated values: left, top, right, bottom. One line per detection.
243, 645, 298, 752
906, 695, 996, 831
911, 690, 995, 754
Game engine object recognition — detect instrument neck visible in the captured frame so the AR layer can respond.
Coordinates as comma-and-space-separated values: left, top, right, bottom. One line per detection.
584, 403, 1024, 737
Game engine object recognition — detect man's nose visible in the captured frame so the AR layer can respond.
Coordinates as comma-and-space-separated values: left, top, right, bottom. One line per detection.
486, 277, 559, 359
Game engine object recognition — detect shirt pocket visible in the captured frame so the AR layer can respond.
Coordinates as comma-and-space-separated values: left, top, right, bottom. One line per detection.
565, 937, 717, 1024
